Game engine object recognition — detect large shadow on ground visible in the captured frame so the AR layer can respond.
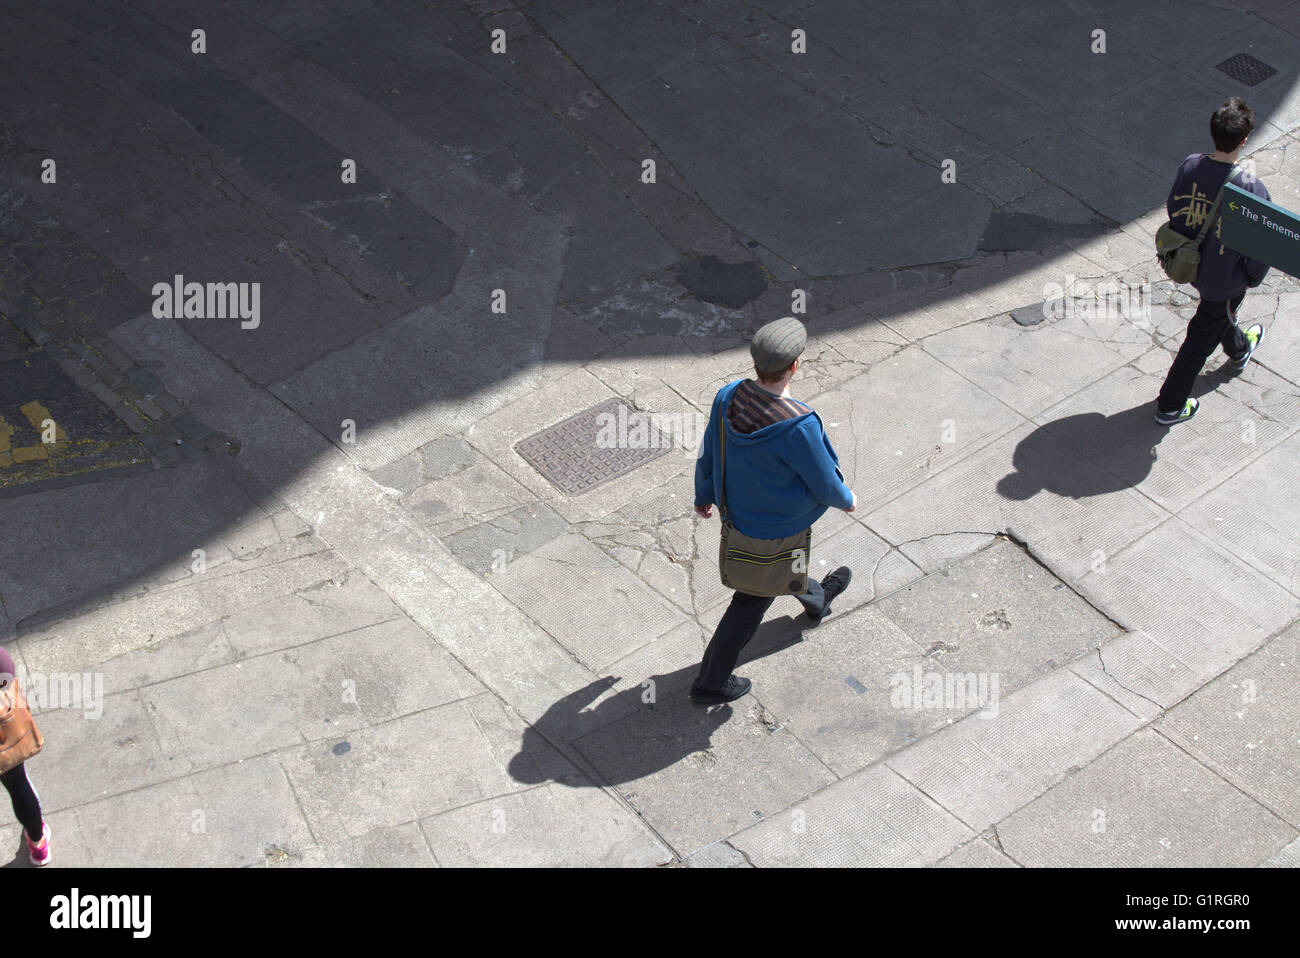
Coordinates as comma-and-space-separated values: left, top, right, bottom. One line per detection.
510, 612, 809, 787
1, 1, 1298, 649
998, 367, 1236, 499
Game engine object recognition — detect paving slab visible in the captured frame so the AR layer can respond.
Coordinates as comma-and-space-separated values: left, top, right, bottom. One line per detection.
320, 618, 486, 725
1077, 518, 1294, 681
812, 345, 1025, 515
419, 784, 670, 867
217, 571, 404, 657
891, 56, 1054, 154
1078, 66, 1234, 176
1031, 359, 1300, 515
598, 620, 706, 706
979, 183, 1113, 253
921, 307, 1150, 419
112, 310, 605, 741
0, 457, 272, 624
802, 183, 994, 273
443, 501, 571, 574
896, 532, 998, 574
28, 689, 171, 813
934, 837, 1020, 868
886, 667, 1140, 833
737, 604, 951, 777
489, 533, 688, 671
69, 753, 316, 867
1180, 431, 1300, 597
294, 822, 439, 869
572, 687, 837, 856
996, 728, 1294, 867
1011, 126, 1169, 225
1067, 639, 1173, 722
727, 763, 972, 867
1157, 620, 1300, 825
974, 6, 1164, 116
326, 508, 605, 737
876, 537, 1121, 693
744, 2, 946, 85
281, 694, 573, 839
1263, 835, 1300, 867
141, 639, 371, 774
870, 289, 1000, 344
1263, 289, 1300, 384
810, 520, 924, 608
866, 421, 1169, 585
0, 806, 89, 869
17, 548, 349, 679
682, 840, 751, 868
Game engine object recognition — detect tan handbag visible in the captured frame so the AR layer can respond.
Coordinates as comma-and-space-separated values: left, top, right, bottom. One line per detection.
0, 676, 44, 774
716, 410, 811, 597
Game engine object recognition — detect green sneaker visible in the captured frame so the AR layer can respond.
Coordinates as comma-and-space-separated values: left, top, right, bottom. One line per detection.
1230, 324, 1264, 372
1155, 397, 1198, 426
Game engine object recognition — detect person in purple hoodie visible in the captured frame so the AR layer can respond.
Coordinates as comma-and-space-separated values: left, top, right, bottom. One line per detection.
691, 317, 854, 704
1156, 97, 1269, 425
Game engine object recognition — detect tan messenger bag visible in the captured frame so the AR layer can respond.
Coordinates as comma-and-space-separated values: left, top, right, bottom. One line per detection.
716, 413, 811, 597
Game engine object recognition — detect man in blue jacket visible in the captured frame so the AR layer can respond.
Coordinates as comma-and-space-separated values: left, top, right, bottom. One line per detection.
1156, 96, 1269, 425
690, 316, 855, 704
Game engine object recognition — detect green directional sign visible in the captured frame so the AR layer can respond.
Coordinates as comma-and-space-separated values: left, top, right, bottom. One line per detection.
1219, 182, 1300, 278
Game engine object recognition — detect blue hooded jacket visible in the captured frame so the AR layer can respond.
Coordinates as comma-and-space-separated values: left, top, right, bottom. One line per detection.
694, 380, 853, 538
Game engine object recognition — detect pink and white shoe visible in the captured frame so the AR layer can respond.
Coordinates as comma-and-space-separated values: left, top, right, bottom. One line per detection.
26, 822, 50, 866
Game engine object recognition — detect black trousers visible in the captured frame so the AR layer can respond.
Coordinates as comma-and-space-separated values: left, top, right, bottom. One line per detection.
0, 763, 43, 841
696, 578, 826, 691
1157, 293, 1250, 413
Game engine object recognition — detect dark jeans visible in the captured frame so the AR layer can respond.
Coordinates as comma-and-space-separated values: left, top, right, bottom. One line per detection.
0, 763, 43, 841
696, 578, 826, 692
1157, 294, 1250, 413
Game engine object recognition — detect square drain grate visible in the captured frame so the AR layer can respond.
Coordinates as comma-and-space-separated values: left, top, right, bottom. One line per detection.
515, 397, 670, 496
1215, 53, 1277, 86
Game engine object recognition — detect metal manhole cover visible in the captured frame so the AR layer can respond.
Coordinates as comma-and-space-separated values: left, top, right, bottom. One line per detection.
1215, 53, 1277, 87
515, 398, 670, 496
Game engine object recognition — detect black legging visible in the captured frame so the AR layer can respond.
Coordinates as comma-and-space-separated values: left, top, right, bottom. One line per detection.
0, 764, 43, 841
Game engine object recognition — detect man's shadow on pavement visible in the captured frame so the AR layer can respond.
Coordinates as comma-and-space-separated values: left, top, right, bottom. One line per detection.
997, 369, 1232, 499
509, 612, 811, 787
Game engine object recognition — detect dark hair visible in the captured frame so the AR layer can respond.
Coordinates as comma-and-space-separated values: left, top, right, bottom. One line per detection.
1211, 97, 1254, 153
755, 360, 795, 384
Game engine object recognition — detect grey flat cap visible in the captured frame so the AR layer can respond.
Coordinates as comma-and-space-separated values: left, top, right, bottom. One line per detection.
751, 316, 807, 373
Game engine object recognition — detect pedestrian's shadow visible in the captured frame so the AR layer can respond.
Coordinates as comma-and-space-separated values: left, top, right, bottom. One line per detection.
997, 369, 1233, 499
508, 612, 810, 787
1, 839, 30, 868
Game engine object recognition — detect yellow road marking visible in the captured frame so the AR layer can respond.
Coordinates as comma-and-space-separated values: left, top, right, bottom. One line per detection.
0, 402, 71, 469
20, 401, 67, 442
12, 444, 47, 463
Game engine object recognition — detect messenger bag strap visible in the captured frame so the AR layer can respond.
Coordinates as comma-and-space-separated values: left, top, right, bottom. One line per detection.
717, 401, 729, 521
1195, 163, 1241, 246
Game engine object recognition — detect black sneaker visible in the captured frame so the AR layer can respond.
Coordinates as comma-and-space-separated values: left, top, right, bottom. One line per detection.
808, 566, 852, 622
690, 675, 752, 704
1229, 323, 1264, 373
1154, 397, 1198, 426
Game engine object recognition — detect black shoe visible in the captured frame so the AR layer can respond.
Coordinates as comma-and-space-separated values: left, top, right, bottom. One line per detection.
1154, 397, 1198, 426
808, 566, 852, 621
1230, 323, 1264, 373
690, 675, 752, 704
